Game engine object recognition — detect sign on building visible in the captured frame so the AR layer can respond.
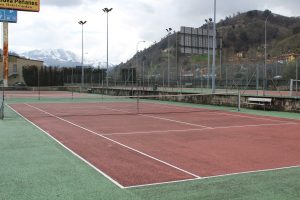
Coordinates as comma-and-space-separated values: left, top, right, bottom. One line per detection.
0, 0, 40, 12
179, 26, 219, 55
0, 9, 17, 23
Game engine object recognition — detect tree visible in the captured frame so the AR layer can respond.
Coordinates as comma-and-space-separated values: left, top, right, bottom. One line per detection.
22, 65, 38, 86
227, 30, 236, 42
263, 10, 272, 18
293, 26, 300, 34
246, 10, 258, 18
240, 31, 249, 42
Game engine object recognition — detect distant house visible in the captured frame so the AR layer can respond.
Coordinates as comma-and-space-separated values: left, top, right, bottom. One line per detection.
274, 53, 300, 63
0, 55, 43, 86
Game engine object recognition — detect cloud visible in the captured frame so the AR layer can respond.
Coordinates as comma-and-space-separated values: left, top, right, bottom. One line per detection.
9, 0, 300, 65
42, 0, 83, 7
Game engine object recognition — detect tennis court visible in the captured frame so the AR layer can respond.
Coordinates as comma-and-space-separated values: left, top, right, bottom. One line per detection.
8, 94, 300, 188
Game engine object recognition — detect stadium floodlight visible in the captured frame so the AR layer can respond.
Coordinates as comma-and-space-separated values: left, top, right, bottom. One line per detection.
102, 8, 113, 88
78, 20, 87, 88
166, 28, 172, 88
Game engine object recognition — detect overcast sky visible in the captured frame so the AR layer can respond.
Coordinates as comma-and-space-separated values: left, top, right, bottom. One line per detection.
6, 0, 300, 64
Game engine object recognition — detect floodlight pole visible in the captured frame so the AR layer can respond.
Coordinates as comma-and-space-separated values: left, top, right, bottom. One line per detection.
212, 0, 217, 94
78, 20, 87, 88
296, 59, 298, 92
136, 41, 146, 89
103, 8, 113, 88
166, 28, 172, 88
205, 19, 212, 89
264, 14, 271, 96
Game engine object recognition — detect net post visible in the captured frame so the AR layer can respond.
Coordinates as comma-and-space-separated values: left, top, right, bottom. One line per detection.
137, 79, 140, 114
290, 79, 293, 97
0, 86, 4, 120
238, 90, 241, 112
0, 105, 3, 120
72, 87, 74, 100
0, 103, 3, 120
38, 68, 41, 100
38, 87, 40, 100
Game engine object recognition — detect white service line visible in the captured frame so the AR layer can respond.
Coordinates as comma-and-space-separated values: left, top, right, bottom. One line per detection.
103, 122, 299, 136
102, 128, 207, 136
140, 101, 294, 123
24, 103, 201, 179
97, 106, 211, 129
140, 113, 211, 128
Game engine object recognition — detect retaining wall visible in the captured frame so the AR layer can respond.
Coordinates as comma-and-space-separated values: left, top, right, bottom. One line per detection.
89, 87, 300, 113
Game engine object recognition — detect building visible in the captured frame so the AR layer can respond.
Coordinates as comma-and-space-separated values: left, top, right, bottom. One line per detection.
0, 55, 43, 86
273, 53, 300, 63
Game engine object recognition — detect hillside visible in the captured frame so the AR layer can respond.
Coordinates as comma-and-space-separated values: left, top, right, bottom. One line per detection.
115, 10, 300, 82
218, 10, 300, 58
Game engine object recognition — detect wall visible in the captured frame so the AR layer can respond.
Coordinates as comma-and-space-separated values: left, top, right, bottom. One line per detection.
89, 87, 300, 113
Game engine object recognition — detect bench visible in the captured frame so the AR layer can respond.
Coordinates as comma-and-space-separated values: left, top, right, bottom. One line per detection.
184, 82, 193, 87
245, 97, 272, 110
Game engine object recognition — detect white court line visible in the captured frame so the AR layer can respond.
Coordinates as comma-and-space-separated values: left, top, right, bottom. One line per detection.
213, 112, 291, 123
97, 106, 211, 129
125, 165, 300, 189
103, 122, 299, 136
24, 103, 201, 179
139, 101, 294, 123
7, 104, 300, 189
7, 104, 125, 189
140, 113, 210, 128
102, 128, 207, 136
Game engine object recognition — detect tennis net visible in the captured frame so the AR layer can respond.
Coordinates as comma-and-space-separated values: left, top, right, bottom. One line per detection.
64, 92, 242, 117
3, 85, 241, 117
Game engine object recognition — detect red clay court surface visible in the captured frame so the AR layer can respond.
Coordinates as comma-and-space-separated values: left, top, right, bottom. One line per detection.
9, 102, 300, 188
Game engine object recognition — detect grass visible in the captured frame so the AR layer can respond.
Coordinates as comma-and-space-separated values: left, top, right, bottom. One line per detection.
1, 96, 300, 200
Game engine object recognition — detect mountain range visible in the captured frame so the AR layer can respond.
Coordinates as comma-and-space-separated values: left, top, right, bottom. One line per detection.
19, 49, 113, 68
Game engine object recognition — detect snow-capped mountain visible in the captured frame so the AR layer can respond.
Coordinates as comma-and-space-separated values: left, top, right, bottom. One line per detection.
20, 49, 114, 68
20, 49, 80, 67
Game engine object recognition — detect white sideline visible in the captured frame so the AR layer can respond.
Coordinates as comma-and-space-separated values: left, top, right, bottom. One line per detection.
24, 103, 201, 179
7, 104, 125, 189
125, 165, 300, 189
